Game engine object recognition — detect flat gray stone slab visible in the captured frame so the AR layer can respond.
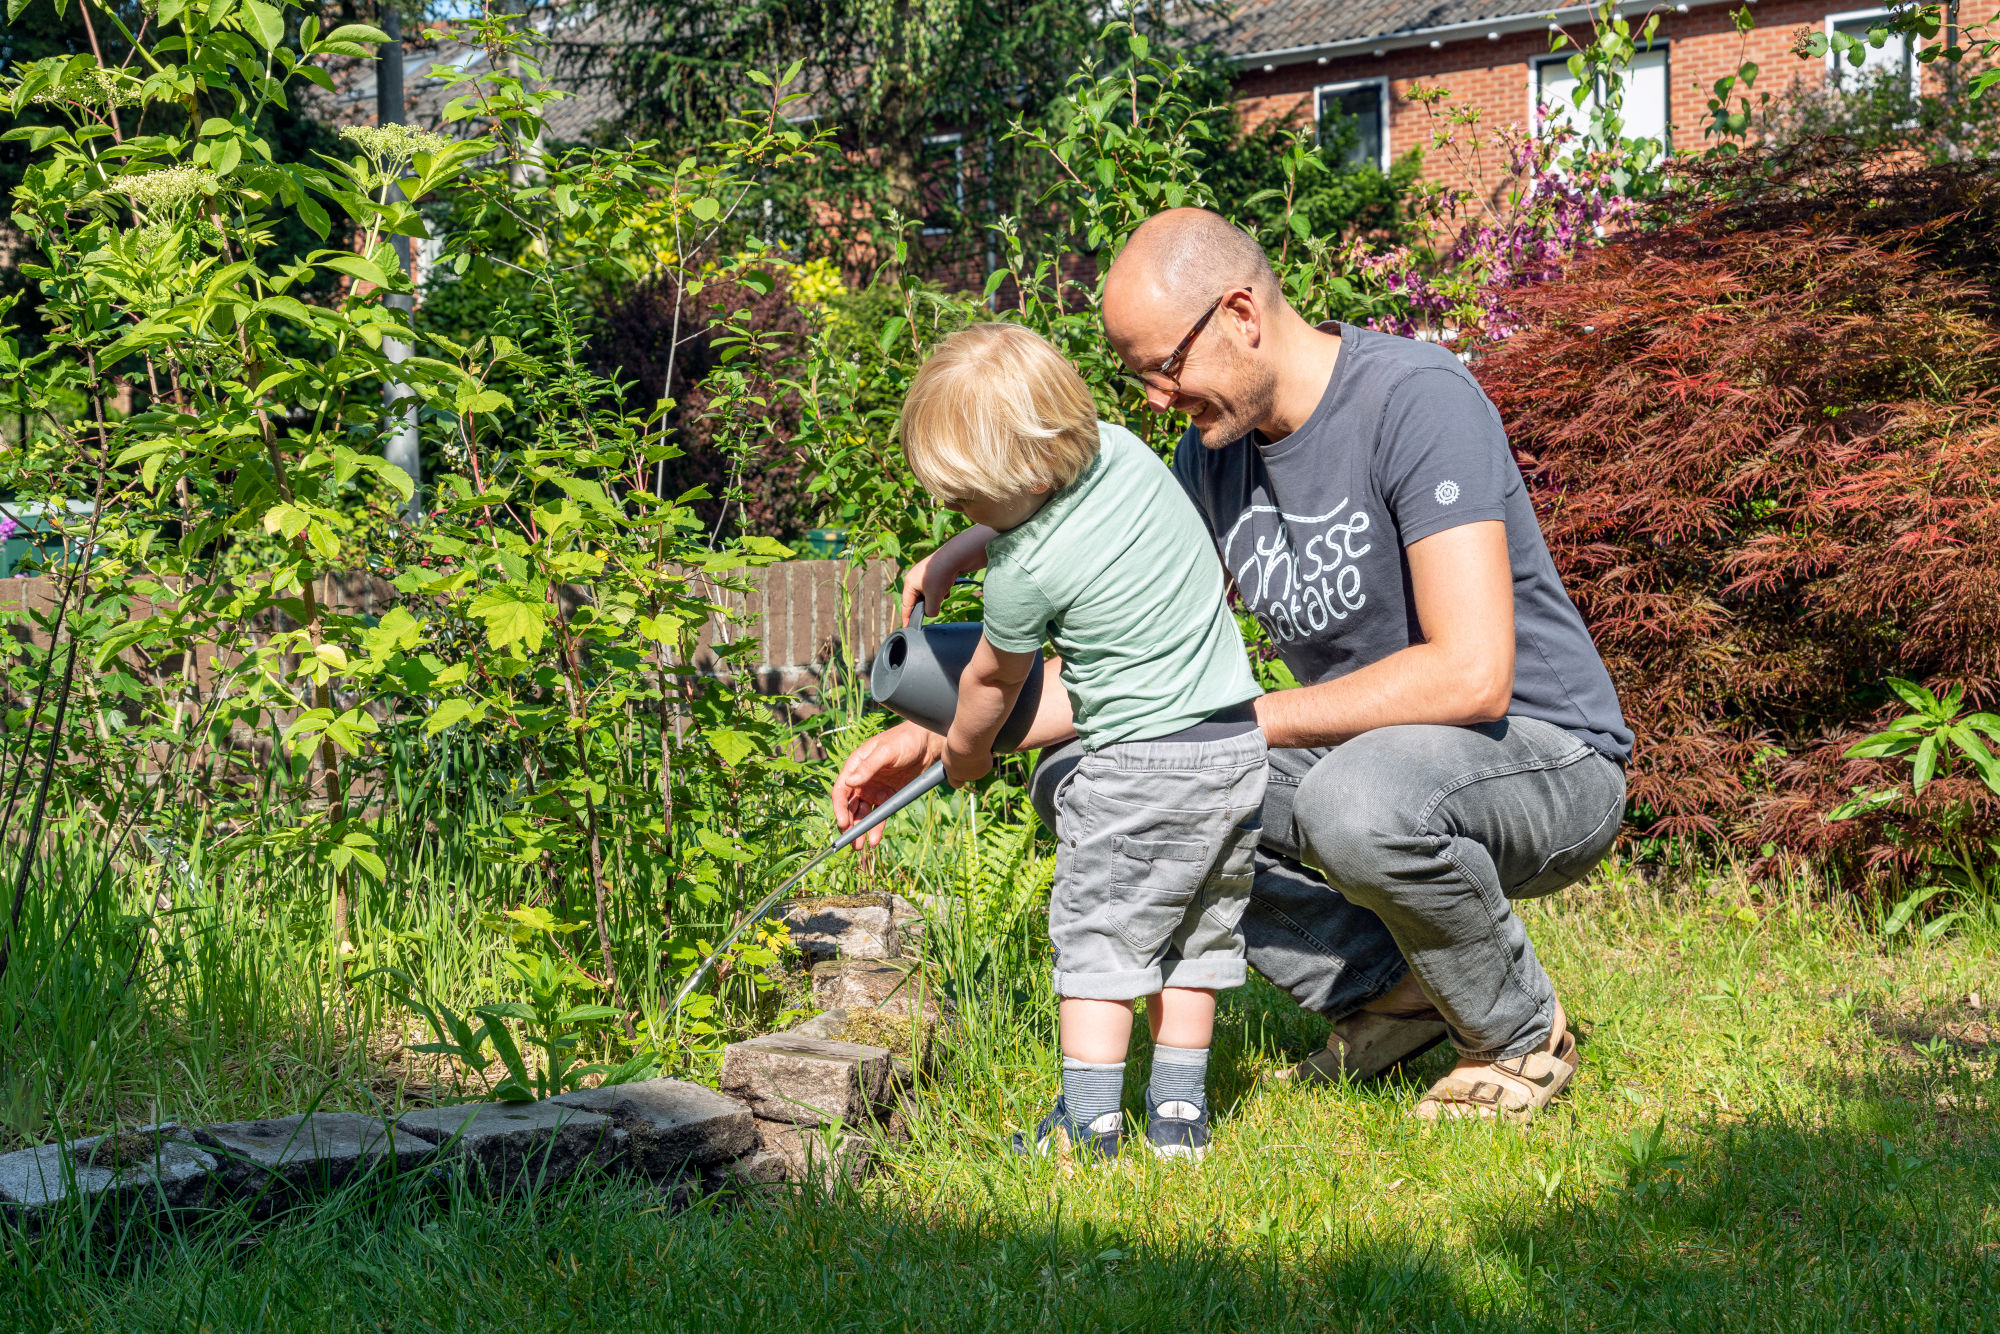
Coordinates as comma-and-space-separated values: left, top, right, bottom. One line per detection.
0, 1125, 217, 1212
713, 1148, 791, 1189
718, 1032, 893, 1127
548, 1079, 755, 1177
789, 1003, 941, 1080
396, 1102, 616, 1189
783, 897, 897, 963
810, 959, 943, 1022
199, 1114, 435, 1199
752, 1118, 874, 1190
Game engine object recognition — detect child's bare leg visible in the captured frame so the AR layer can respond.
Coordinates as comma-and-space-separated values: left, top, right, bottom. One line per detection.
1060, 997, 1136, 1063
1146, 987, 1216, 1049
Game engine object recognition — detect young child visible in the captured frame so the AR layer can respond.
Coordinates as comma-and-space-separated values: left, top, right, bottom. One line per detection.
899, 322, 1266, 1162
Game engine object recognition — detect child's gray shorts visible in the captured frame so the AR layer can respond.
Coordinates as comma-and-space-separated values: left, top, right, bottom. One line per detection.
1046, 728, 1268, 1000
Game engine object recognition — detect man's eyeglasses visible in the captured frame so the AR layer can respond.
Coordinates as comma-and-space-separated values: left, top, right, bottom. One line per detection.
1126, 292, 1226, 399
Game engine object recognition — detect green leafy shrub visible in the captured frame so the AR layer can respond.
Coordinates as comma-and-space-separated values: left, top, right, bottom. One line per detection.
0, 0, 844, 1097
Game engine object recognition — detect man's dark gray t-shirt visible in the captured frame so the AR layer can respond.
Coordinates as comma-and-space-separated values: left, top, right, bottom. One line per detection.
1171, 322, 1632, 762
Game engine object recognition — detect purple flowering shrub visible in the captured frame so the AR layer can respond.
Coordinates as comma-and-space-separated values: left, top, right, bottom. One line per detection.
1343, 85, 1631, 343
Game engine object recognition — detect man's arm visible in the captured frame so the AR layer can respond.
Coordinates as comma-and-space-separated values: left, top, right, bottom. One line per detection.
1253, 520, 1515, 749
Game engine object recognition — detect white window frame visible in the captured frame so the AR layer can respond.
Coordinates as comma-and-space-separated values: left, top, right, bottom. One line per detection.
1823, 7, 1922, 97
1314, 77, 1391, 172
1529, 45, 1672, 147
920, 131, 965, 237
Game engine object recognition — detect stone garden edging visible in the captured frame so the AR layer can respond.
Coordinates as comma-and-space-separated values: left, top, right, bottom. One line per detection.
0, 895, 944, 1227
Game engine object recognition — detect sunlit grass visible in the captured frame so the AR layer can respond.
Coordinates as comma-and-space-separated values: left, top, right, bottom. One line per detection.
5, 856, 1996, 1331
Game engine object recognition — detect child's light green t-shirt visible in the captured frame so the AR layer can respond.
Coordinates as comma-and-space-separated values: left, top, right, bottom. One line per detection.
981, 421, 1260, 749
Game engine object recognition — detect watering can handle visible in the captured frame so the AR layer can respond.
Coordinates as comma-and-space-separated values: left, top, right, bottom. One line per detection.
908, 593, 924, 631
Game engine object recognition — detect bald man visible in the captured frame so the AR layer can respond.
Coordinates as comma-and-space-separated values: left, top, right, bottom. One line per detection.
835, 207, 1630, 1121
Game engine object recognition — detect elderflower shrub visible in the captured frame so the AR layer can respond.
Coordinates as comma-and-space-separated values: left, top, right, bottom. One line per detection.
338, 123, 455, 176
114, 166, 219, 213
30, 66, 145, 109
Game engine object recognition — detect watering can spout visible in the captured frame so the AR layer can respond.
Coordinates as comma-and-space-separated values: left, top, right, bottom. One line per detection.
869, 596, 1045, 751
662, 597, 1046, 1020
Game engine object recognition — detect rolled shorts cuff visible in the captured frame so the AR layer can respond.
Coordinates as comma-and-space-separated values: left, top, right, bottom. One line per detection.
1159, 956, 1246, 991
1052, 965, 1164, 1001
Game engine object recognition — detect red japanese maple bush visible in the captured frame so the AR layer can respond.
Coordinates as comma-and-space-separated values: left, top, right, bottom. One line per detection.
1474, 139, 2000, 883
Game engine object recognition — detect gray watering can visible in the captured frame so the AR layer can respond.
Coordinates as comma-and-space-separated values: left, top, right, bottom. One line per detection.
666, 596, 1046, 1014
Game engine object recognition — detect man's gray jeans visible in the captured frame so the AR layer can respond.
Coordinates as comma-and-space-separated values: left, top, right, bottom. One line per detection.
1029, 715, 1626, 1062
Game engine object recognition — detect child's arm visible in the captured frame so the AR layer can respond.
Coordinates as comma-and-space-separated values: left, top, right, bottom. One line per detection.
900, 525, 997, 626
943, 637, 1038, 785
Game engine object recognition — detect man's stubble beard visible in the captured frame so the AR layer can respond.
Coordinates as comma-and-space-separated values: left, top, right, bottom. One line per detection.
1193, 345, 1279, 449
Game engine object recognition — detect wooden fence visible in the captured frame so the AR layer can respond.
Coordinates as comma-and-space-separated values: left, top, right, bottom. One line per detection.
0, 559, 902, 699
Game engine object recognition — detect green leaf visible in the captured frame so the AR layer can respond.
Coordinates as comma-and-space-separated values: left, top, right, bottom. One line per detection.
738, 269, 774, 296
454, 387, 511, 414
878, 316, 908, 355
695, 827, 754, 862
688, 196, 720, 222
1844, 730, 1920, 759
557, 1005, 621, 1024
475, 1015, 534, 1091
466, 587, 547, 652
1886, 677, 1940, 716
324, 253, 393, 289
705, 727, 758, 768
242, 0, 284, 51
1913, 734, 1939, 793
423, 697, 481, 736
319, 22, 390, 45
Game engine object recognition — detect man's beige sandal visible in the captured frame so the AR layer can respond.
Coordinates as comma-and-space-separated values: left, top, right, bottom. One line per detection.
1413, 1029, 1579, 1122
1266, 1009, 1450, 1087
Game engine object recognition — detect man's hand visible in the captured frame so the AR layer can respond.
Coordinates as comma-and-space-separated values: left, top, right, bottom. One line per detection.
832, 722, 945, 849
899, 525, 995, 625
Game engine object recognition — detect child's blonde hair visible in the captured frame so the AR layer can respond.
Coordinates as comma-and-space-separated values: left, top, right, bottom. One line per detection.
899, 322, 1099, 505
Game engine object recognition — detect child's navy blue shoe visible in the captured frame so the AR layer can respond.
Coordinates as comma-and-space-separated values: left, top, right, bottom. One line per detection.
1145, 1099, 1210, 1163
1010, 1096, 1122, 1162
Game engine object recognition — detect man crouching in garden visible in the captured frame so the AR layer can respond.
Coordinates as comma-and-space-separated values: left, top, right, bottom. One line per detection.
835, 207, 1632, 1122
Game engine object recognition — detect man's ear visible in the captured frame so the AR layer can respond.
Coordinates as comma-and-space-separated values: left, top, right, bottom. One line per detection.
1224, 287, 1264, 349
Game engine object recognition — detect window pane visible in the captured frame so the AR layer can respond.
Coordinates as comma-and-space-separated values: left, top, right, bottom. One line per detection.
1538, 60, 1591, 140
1340, 85, 1382, 169
1538, 48, 1668, 146
1622, 47, 1669, 144
1318, 84, 1384, 170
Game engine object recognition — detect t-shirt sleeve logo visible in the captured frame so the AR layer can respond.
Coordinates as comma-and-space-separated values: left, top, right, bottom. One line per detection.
1434, 480, 1461, 506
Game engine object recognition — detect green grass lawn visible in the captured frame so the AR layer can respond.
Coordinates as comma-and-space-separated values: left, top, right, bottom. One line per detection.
6, 863, 1998, 1332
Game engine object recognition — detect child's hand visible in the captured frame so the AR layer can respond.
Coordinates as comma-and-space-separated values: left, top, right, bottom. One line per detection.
943, 735, 994, 787
899, 553, 937, 627
900, 525, 997, 626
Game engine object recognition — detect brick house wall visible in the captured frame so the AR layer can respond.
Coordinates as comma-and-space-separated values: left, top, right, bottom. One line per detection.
1225, 0, 1923, 200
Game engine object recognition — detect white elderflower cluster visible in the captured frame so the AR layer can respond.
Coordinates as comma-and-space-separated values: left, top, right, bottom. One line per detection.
31, 67, 145, 110
115, 166, 217, 212
339, 123, 454, 176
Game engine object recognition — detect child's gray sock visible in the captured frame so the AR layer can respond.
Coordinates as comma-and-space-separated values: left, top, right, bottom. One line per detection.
1060, 1057, 1126, 1129
1147, 1043, 1210, 1114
